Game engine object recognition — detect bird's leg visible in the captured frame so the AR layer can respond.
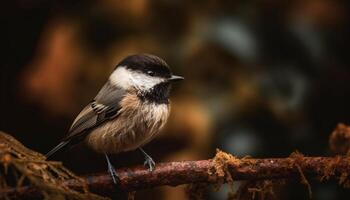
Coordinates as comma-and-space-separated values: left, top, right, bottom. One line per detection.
104, 153, 119, 184
139, 148, 155, 171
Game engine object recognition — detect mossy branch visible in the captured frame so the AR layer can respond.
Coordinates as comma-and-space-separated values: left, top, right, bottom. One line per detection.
2, 151, 350, 199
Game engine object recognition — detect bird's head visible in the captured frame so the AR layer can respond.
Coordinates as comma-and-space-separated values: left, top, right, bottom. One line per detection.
109, 54, 183, 101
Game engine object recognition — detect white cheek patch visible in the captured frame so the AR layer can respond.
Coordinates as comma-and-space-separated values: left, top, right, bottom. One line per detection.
130, 71, 164, 90
109, 67, 132, 89
110, 66, 164, 91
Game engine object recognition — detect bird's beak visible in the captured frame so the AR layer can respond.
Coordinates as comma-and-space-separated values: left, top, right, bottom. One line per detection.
168, 75, 184, 82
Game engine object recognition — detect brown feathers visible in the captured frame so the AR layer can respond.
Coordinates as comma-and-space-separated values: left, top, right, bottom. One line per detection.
86, 93, 170, 153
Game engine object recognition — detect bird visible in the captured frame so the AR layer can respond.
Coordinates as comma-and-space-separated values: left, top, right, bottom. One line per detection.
45, 54, 184, 184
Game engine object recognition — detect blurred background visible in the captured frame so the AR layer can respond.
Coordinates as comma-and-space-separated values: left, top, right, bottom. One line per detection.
1, 0, 350, 199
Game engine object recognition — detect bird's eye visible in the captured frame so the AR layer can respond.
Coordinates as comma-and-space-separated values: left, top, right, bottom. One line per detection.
147, 71, 155, 76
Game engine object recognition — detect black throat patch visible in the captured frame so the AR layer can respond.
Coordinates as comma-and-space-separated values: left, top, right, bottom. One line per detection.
138, 82, 171, 104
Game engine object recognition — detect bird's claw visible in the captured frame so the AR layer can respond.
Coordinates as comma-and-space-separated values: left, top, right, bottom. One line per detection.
143, 156, 156, 172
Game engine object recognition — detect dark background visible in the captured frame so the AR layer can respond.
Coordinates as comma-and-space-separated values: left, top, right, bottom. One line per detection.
1, 0, 350, 199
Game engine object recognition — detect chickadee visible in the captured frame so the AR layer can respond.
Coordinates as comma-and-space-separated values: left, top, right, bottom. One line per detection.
46, 54, 183, 183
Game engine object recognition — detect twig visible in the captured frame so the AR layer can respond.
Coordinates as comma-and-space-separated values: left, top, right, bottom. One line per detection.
2, 153, 350, 199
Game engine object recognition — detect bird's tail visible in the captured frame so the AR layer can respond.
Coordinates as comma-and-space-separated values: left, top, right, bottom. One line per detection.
45, 141, 70, 159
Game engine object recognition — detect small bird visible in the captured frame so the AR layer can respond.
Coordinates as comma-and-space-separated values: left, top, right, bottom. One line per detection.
46, 54, 184, 183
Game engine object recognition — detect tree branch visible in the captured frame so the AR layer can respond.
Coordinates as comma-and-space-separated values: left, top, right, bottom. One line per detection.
3, 151, 350, 199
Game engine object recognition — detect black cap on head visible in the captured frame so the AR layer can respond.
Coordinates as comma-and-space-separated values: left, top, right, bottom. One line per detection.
117, 54, 172, 78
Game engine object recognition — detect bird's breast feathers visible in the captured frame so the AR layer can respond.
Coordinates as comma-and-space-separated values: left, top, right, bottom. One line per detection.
86, 93, 170, 153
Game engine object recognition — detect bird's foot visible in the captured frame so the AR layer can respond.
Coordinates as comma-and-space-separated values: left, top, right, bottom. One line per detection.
107, 162, 119, 184
105, 154, 120, 184
143, 155, 156, 172
139, 148, 155, 171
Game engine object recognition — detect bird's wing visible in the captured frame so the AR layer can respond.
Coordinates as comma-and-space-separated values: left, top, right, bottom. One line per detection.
46, 83, 126, 158
65, 83, 126, 142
